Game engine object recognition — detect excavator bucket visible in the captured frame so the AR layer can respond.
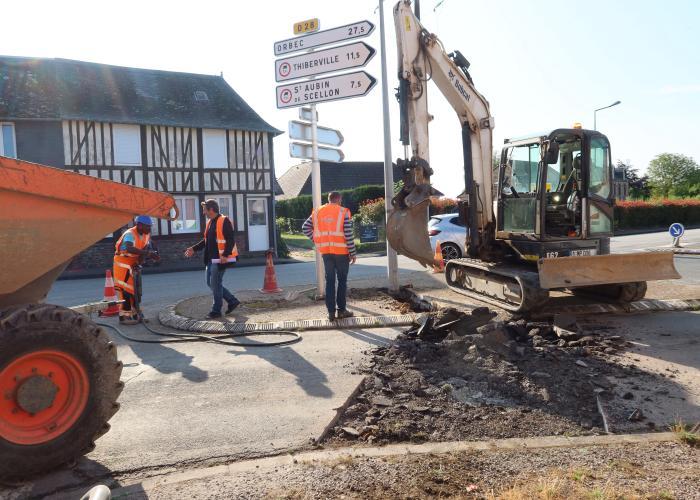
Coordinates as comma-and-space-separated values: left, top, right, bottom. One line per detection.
537, 251, 680, 289
386, 202, 438, 268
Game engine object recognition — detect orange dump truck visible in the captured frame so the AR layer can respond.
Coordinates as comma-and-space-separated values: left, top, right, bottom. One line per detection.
0, 157, 176, 481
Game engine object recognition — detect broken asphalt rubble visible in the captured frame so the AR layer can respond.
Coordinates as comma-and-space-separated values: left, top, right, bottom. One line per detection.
327, 296, 671, 446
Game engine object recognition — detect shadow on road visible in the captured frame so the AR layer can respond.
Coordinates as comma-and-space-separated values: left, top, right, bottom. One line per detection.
229, 340, 333, 399
129, 340, 209, 383
342, 328, 395, 347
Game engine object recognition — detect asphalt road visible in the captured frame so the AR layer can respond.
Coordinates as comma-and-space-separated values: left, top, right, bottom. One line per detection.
48, 229, 700, 308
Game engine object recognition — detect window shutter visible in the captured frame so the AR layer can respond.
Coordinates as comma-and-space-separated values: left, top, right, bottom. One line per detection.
113, 124, 141, 165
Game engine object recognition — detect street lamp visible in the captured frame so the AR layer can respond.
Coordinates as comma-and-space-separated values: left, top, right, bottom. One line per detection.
593, 100, 621, 130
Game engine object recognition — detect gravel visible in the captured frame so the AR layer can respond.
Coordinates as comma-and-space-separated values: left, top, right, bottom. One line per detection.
138, 441, 700, 499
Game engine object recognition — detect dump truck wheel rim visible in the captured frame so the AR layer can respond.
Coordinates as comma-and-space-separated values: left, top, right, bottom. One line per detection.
0, 350, 89, 445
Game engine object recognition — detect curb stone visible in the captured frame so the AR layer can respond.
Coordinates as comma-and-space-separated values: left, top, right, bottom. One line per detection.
110, 431, 678, 498
644, 247, 700, 255
158, 304, 420, 333
534, 298, 700, 317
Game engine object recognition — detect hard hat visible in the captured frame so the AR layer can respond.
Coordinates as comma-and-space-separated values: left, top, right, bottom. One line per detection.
135, 215, 153, 226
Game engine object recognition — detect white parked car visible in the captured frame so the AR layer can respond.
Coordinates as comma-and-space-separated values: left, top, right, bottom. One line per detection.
428, 213, 467, 261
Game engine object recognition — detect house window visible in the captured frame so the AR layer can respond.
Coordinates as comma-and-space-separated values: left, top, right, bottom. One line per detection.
203, 129, 227, 168
0, 122, 17, 158
206, 195, 233, 219
113, 124, 141, 165
172, 196, 200, 233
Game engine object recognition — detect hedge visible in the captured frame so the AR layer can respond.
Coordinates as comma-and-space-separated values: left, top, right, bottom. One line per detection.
276, 184, 386, 220
615, 199, 700, 229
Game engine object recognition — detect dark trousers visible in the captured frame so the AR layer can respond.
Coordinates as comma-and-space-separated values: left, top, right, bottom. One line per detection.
206, 263, 238, 314
322, 253, 350, 315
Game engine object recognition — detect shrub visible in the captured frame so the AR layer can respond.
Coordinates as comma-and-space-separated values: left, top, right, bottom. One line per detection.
275, 225, 290, 258
430, 197, 458, 215
276, 185, 386, 219
615, 198, 700, 229
357, 197, 386, 225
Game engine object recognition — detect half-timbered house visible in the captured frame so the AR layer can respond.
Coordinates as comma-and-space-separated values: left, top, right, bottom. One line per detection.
0, 56, 281, 274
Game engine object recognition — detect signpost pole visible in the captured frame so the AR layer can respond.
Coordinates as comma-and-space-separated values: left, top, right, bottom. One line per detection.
379, 0, 399, 293
310, 102, 324, 296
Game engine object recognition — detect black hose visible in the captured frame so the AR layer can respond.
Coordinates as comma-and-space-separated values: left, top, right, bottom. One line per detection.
96, 320, 302, 347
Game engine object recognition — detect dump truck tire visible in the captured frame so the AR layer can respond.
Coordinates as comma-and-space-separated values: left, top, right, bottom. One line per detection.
0, 304, 123, 482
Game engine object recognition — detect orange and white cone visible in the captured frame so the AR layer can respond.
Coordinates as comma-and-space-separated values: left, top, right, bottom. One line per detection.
99, 270, 120, 317
432, 240, 445, 274
260, 250, 282, 293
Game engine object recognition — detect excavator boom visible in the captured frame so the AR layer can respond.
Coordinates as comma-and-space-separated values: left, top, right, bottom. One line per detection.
388, 0, 495, 267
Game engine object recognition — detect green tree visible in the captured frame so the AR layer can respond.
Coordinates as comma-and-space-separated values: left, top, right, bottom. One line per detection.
616, 160, 651, 199
647, 153, 699, 198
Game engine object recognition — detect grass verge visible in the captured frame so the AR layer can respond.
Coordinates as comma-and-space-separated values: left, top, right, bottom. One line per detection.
670, 420, 699, 447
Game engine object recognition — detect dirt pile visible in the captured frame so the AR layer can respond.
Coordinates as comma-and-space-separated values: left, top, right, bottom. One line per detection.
327, 308, 668, 446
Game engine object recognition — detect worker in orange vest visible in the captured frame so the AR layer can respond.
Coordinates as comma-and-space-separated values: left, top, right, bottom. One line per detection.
113, 216, 160, 324
302, 191, 357, 322
184, 199, 240, 318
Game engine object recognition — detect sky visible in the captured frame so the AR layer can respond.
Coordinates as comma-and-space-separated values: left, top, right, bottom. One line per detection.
3, 0, 699, 196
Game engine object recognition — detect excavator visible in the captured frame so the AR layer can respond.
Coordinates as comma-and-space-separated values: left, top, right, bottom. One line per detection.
387, 0, 680, 312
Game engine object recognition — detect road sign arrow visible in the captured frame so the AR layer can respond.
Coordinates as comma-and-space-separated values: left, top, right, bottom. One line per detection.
276, 71, 377, 109
274, 20, 375, 56
289, 120, 344, 147
275, 41, 375, 82
290, 142, 344, 163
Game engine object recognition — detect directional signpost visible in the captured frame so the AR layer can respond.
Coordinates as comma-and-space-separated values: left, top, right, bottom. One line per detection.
276, 71, 376, 109
290, 142, 345, 163
289, 120, 344, 147
274, 18, 376, 296
299, 107, 317, 122
274, 20, 375, 56
275, 41, 375, 82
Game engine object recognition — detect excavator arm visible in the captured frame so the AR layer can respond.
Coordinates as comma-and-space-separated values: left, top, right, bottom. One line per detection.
388, 0, 496, 266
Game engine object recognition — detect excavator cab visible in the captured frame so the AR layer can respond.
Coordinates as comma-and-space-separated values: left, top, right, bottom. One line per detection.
496, 128, 615, 260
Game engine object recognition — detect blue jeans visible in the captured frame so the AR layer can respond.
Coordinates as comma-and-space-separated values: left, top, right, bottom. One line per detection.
206, 263, 238, 314
322, 254, 350, 315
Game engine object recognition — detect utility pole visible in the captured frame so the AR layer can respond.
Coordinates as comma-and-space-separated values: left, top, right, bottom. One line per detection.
379, 0, 399, 293
310, 102, 324, 296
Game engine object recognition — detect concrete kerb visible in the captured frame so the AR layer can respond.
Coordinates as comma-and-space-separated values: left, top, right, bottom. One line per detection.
158, 304, 421, 333
532, 298, 700, 318
111, 431, 679, 497
645, 247, 700, 255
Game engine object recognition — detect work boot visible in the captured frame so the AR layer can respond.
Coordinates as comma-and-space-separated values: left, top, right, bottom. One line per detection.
328, 312, 336, 322
207, 311, 223, 319
119, 315, 139, 326
226, 299, 241, 314
337, 310, 354, 320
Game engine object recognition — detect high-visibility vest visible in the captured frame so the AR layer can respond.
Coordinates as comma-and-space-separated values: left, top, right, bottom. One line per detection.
113, 227, 150, 293
312, 204, 351, 255
114, 227, 150, 264
205, 215, 239, 259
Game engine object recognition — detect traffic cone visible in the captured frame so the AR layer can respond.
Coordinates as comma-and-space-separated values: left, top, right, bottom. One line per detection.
432, 240, 445, 274
99, 270, 121, 317
260, 250, 283, 293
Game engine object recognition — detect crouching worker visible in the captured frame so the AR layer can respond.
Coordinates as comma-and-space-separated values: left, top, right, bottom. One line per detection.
303, 191, 357, 322
113, 215, 160, 324
184, 199, 241, 319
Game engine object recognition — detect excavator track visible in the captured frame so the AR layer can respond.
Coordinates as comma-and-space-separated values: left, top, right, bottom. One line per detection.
444, 258, 550, 313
